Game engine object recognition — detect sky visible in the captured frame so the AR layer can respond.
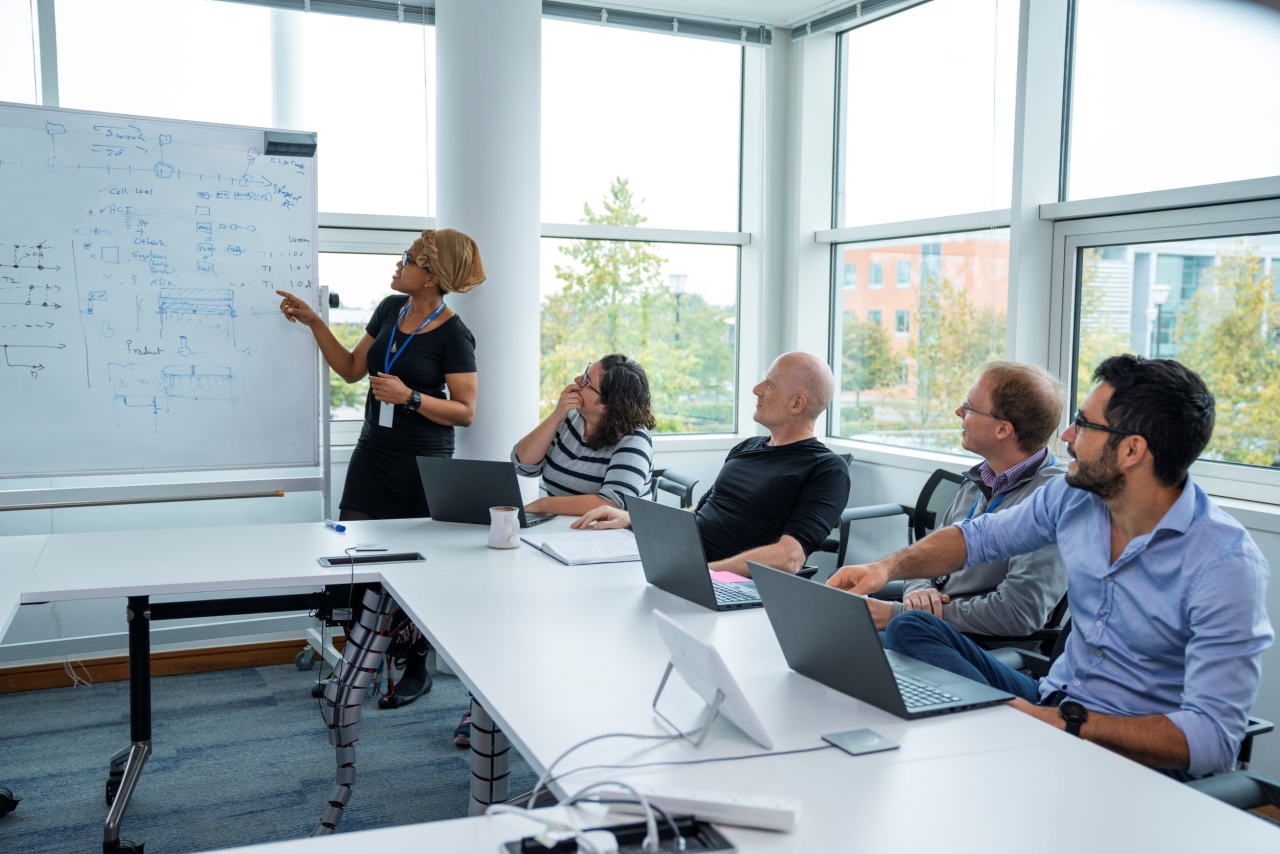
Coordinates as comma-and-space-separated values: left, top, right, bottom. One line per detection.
4, 0, 1280, 317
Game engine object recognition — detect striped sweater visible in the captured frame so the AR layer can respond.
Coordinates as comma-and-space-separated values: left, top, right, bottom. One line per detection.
511, 411, 653, 508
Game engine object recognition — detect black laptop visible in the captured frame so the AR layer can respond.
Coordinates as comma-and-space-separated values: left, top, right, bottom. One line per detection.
623, 496, 761, 611
416, 458, 555, 528
749, 562, 1013, 718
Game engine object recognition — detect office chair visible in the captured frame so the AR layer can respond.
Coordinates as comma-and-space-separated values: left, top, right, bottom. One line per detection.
989, 616, 1274, 775
651, 468, 699, 509
816, 467, 966, 596
963, 593, 1072, 657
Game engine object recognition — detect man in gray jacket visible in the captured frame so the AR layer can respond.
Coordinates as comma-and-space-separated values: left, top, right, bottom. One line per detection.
862, 361, 1068, 637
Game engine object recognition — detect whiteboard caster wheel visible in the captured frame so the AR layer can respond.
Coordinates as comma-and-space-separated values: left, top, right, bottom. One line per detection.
295, 648, 316, 671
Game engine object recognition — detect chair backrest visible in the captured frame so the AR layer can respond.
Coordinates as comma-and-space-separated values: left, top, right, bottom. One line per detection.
655, 469, 700, 510
910, 469, 967, 543
1048, 616, 1073, 666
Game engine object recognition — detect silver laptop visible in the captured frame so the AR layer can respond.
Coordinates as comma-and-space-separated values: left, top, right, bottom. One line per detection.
749, 562, 1013, 718
624, 496, 761, 611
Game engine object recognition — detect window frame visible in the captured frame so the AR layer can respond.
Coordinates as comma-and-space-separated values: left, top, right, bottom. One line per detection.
1047, 194, 1280, 503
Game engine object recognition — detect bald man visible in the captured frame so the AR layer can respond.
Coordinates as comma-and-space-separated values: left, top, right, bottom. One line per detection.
575, 352, 851, 577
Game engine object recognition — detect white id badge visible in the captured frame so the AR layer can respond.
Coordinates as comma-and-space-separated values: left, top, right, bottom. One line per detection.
378, 401, 395, 428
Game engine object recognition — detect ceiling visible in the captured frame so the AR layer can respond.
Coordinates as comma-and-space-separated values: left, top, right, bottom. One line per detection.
583, 0, 852, 28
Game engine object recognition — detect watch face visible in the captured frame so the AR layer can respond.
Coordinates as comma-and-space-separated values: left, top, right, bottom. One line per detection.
1059, 701, 1088, 723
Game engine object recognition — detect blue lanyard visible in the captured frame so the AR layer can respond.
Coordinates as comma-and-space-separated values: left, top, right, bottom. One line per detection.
964, 453, 1056, 521
384, 299, 445, 375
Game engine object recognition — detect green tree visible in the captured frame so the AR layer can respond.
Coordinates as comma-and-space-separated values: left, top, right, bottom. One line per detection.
1075, 248, 1134, 396
838, 314, 897, 433
1174, 245, 1280, 466
540, 178, 736, 433
329, 322, 369, 415
906, 277, 1006, 438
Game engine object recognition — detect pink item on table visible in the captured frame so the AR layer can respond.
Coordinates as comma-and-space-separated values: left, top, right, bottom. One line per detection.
709, 570, 751, 583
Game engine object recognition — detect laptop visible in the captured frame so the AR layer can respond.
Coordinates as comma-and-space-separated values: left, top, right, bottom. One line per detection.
416, 458, 555, 528
623, 495, 762, 611
749, 562, 1013, 718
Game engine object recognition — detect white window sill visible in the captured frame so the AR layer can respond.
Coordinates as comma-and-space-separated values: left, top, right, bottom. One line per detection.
329, 427, 750, 457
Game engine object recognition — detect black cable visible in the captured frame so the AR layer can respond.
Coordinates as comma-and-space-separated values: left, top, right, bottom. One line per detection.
540, 743, 838, 794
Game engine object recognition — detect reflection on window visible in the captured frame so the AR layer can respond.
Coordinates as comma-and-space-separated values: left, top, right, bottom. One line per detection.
832, 229, 1009, 455
1075, 234, 1280, 468
541, 19, 741, 231
322, 252, 399, 420
1069, 0, 1280, 199
0, 0, 36, 104
541, 184, 738, 434
838, 0, 1018, 226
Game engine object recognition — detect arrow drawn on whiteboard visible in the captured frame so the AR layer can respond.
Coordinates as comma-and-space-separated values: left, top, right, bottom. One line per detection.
2, 343, 66, 379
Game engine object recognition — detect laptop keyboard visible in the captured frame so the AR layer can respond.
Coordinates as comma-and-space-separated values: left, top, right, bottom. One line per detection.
712, 580, 760, 604
896, 675, 960, 708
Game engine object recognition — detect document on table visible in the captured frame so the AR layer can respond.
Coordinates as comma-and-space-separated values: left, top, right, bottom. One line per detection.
520, 530, 640, 565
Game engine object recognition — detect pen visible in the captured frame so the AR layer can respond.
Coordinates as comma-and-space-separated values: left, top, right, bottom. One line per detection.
324, 519, 347, 533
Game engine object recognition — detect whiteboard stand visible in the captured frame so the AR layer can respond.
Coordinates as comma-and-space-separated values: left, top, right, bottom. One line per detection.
320, 285, 333, 519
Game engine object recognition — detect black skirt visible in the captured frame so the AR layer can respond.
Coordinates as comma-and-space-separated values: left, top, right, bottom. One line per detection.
339, 437, 452, 520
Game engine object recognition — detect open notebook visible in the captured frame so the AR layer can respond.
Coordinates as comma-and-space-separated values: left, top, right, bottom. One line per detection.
520, 530, 641, 566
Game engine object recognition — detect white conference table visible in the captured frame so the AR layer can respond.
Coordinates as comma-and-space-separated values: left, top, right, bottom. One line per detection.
5, 519, 1277, 852
1, 533, 48, 641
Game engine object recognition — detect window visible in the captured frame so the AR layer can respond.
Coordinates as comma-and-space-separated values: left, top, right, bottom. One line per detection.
831, 229, 1009, 453
1073, 232, 1280, 469
0, 0, 36, 104
836, 0, 1018, 226
56, 0, 436, 216
540, 236, 739, 435
1068, 0, 1280, 199
541, 19, 741, 231
322, 252, 399, 420
868, 262, 884, 289
895, 260, 912, 289
843, 265, 857, 289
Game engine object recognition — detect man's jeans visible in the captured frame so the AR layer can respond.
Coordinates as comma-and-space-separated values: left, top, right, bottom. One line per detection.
883, 610, 1042, 703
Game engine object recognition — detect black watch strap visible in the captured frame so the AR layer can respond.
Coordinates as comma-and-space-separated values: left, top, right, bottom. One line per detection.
404, 390, 421, 413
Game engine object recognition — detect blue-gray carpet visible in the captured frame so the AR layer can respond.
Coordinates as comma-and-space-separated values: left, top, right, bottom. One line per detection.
0, 663, 536, 852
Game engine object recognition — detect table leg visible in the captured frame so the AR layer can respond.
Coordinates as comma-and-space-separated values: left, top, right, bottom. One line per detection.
103, 596, 151, 853
468, 700, 510, 816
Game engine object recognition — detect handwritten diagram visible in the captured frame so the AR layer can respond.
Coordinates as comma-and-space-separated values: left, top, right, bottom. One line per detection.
0, 103, 321, 476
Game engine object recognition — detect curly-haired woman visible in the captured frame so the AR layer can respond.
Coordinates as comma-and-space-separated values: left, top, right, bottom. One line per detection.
513, 354, 656, 516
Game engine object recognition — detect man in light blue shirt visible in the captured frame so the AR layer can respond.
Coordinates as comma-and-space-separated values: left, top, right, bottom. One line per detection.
829, 355, 1272, 777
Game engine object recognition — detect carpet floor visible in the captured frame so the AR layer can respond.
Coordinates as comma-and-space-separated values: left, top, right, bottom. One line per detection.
0, 662, 537, 852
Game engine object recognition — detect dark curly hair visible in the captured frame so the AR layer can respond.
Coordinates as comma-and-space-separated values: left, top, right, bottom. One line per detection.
1091, 355, 1215, 488
587, 354, 656, 450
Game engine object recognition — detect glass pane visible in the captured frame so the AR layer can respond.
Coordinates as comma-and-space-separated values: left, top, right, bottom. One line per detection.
0, 0, 37, 105
1074, 234, 1280, 468
323, 252, 400, 420
541, 233, 738, 435
831, 229, 1010, 454
56, 0, 273, 128
1069, 0, 1280, 199
541, 19, 741, 231
55, 1, 433, 216
838, 0, 1018, 227
297, 13, 434, 216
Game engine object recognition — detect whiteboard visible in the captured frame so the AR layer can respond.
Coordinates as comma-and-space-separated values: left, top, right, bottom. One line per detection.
0, 103, 321, 478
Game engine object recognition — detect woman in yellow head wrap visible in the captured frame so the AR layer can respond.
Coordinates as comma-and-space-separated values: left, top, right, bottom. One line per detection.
276, 228, 485, 707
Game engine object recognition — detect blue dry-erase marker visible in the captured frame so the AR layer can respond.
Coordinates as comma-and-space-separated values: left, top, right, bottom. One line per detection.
324, 519, 346, 533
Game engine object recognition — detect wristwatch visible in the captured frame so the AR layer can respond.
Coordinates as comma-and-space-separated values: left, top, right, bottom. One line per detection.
1058, 700, 1089, 737
403, 390, 422, 414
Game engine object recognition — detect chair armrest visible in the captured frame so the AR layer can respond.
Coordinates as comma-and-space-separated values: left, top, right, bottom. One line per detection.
986, 647, 1053, 679
840, 503, 913, 524
868, 580, 904, 601
1188, 770, 1280, 811
797, 565, 819, 580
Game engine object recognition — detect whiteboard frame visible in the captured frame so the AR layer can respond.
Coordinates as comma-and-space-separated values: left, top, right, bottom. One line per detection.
0, 101, 329, 508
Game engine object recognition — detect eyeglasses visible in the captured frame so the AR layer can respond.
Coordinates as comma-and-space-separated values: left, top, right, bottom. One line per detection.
1071, 410, 1139, 438
401, 251, 431, 273
959, 399, 1003, 421
578, 362, 600, 395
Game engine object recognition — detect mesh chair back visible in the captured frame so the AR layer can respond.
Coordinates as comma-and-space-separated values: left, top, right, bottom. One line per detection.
1049, 616, 1073, 666
910, 469, 967, 543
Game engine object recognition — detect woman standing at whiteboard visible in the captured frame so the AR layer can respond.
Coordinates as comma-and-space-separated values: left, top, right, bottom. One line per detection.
276, 227, 484, 708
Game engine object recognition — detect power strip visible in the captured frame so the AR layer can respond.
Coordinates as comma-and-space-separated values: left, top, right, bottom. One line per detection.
596, 786, 800, 832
